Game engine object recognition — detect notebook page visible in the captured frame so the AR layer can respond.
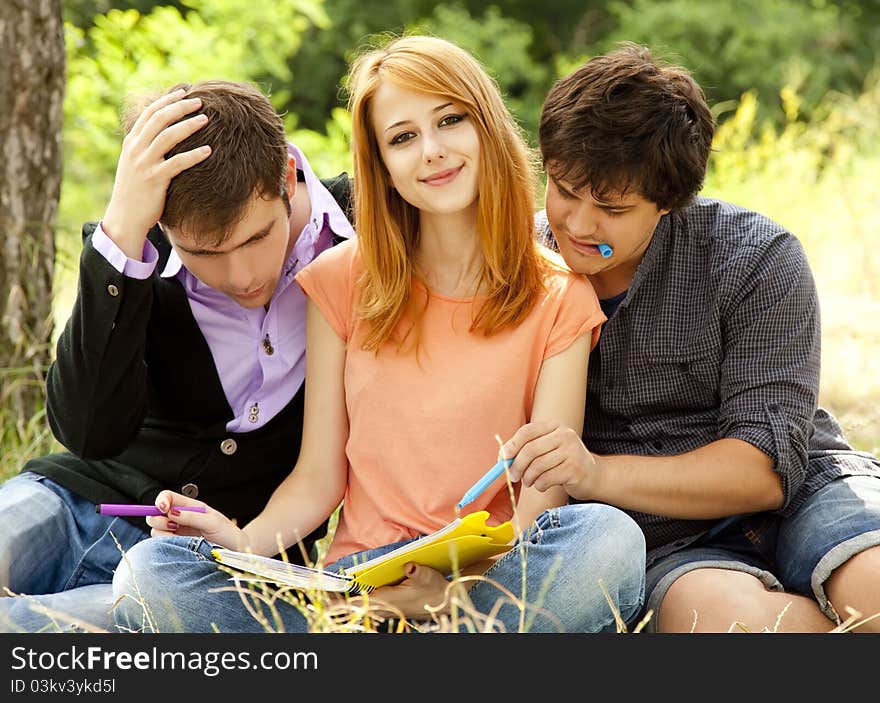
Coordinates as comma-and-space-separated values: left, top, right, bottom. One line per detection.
212, 549, 354, 592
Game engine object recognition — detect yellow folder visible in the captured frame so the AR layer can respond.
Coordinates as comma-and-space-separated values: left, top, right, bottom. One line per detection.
348, 511, 514, 589
212, 511, 514, 594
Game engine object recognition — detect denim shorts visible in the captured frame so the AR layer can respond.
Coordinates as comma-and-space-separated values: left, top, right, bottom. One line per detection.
642, 475, 880, 631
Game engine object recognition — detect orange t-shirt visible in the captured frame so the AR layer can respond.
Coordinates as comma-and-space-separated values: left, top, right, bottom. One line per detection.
295, 239, 605, 564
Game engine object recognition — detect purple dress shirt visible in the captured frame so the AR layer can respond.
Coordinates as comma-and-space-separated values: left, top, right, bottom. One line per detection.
92, 144, 353, 432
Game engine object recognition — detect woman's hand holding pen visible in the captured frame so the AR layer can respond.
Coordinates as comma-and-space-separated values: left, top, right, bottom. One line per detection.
147, 489, 248, 550
501, 420, 602, 501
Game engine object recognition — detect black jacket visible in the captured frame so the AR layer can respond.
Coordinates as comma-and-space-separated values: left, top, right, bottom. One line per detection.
25, 174, 353, 561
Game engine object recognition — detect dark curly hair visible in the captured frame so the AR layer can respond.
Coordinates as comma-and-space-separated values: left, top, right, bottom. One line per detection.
539, 43, 715, 212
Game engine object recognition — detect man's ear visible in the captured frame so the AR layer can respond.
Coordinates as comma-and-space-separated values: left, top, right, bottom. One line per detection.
285, 155, 297, 200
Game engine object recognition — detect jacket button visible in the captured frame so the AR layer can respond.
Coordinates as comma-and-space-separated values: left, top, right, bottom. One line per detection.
181, 483, 199, 498
107, 284, 119, 297
220, 438, 237, 455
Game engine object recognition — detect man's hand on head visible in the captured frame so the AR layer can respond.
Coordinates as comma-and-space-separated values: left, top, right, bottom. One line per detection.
101, 89, 212, 260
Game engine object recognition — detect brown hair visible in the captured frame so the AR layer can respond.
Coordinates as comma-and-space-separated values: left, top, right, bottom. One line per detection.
347, 35, 544, 352
124, 80, 289, 246
539, 43, 715, 212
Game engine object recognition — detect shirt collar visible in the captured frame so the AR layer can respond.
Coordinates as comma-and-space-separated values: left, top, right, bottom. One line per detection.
161, 246, 183, 279
289, 143, 354, 243
622, 213, 673, 306
160, 142, 354, 280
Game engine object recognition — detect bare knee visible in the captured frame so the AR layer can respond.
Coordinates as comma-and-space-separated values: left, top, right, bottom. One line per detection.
825, 544, 880, 632
658, 568, 779, 633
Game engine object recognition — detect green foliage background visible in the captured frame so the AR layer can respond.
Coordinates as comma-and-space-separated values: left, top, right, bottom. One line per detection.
3, 0, 879, 478
57, 0, 880, 225
58, 0, 880, 234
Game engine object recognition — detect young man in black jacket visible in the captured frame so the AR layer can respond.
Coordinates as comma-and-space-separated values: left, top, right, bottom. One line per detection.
0, 81, 353, 632
503, 44, 880, 632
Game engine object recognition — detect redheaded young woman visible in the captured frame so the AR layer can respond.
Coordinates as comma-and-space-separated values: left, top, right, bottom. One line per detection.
113, 36, 645, 634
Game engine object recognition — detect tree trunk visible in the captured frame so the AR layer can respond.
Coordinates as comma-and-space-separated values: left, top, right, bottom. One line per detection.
0, 0, 65, 436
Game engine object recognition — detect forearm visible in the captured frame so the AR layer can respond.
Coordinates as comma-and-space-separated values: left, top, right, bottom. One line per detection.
512, 331, 588, 529
583, 438, 784, 519
241, 469, 344, 556
514, 484, 567, 535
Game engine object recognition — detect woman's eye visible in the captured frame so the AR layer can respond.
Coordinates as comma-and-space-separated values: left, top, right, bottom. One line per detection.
439, 114, 464, 127
390, 131, 415, 146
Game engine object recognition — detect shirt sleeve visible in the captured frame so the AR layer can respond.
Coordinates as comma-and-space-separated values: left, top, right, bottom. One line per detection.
544, 271, 606, 360
716, 232, 820, 510
92, 223, 159, 279
294, 239, 357, 341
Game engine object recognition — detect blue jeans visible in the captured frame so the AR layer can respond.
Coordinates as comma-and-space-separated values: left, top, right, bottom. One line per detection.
642, 475, 880, 631
0, 471, 149, 632
113, 503, 646, 633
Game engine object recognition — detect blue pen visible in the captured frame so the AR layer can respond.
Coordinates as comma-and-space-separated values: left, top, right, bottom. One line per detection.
597, 243, 613, 258
457, 457, 515, 509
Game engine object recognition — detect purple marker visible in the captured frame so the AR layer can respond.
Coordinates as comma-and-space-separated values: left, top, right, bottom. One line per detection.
95, 504, 207, 517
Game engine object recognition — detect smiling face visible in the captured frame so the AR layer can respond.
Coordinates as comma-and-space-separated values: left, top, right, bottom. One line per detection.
370, 80, 481, 219
545, 172, 668, 296
165, 182, 294, 309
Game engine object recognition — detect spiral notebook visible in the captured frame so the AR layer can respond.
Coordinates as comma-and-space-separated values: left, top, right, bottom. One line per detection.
211, 510, 514, 595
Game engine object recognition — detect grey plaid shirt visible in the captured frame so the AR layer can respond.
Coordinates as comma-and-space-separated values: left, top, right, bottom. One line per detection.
538, 196, 880, 559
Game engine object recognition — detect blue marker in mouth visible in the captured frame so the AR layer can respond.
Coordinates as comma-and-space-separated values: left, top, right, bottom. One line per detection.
597, 243, 613, 258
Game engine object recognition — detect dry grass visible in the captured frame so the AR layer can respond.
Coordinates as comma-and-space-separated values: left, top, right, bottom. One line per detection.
17, 521, 634, 634
109, 478, 628, 634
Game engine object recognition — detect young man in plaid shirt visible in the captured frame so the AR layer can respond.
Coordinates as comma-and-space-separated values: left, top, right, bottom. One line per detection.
502, 43, 880, 632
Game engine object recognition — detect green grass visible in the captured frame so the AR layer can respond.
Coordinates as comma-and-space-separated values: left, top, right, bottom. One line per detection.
0, 402, 59, 483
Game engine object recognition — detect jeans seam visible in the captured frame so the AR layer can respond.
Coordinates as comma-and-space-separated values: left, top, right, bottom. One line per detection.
189, 537, 210, 561
63, 516, 121, 591
478, 508, 557, 581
